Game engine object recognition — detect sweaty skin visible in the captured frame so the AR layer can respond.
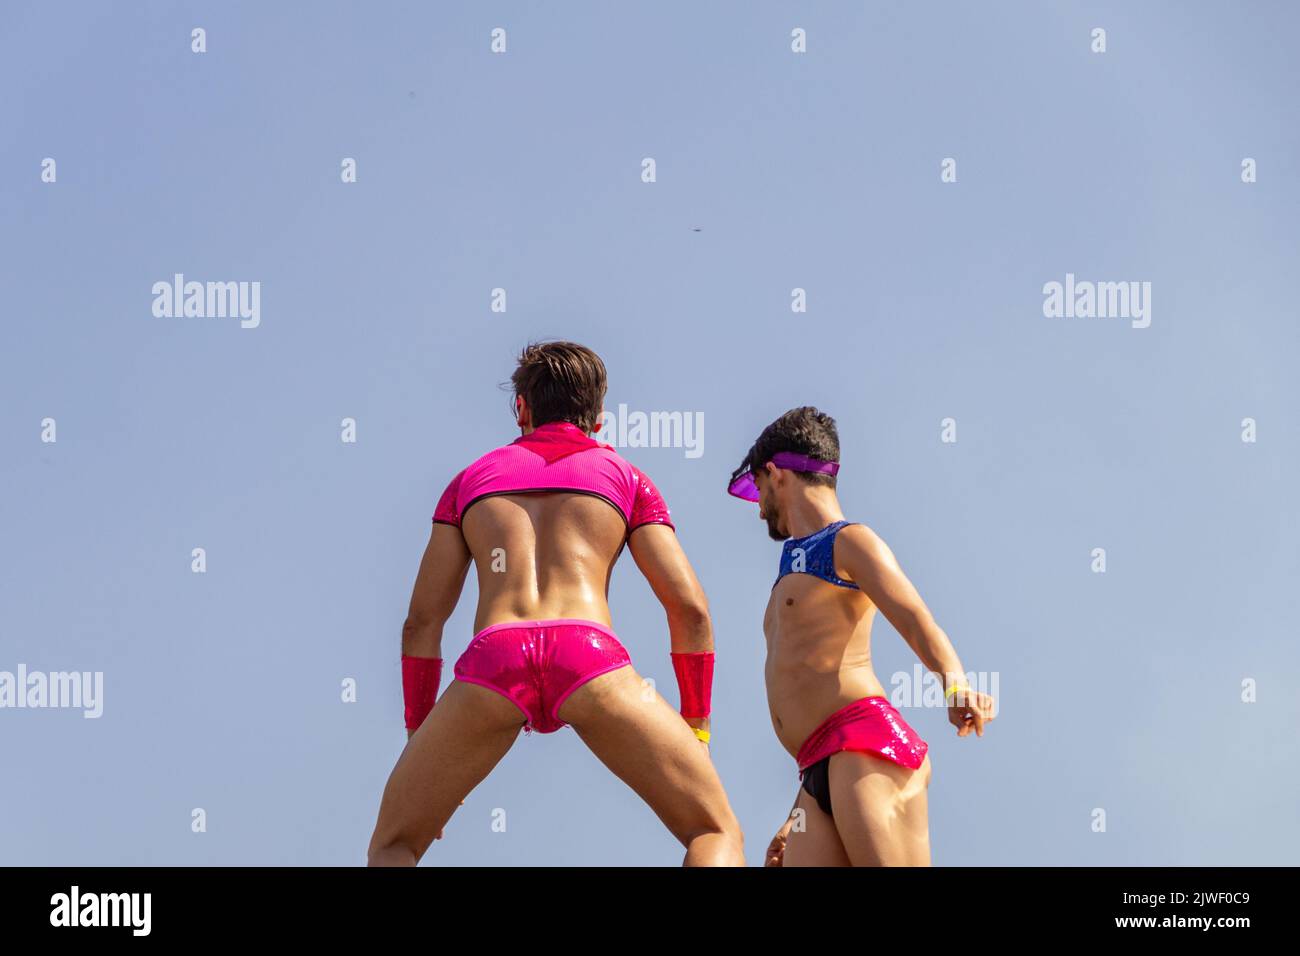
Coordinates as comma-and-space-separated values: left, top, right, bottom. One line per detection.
369, 405, 744, 867
468, 492, 626, 633
749, 463, 995, 867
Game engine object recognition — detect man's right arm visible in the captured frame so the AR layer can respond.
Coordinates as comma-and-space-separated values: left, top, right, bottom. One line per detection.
627, 525, 714, 737
627, 524, 712, 654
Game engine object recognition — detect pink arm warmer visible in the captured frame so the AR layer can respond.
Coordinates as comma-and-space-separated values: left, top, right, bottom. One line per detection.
402, 655, 444, 730
671, 652, 714, 718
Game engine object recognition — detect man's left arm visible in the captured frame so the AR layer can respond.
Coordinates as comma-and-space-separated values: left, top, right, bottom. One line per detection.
835, 523, 993, 736
401, 524, 472, 738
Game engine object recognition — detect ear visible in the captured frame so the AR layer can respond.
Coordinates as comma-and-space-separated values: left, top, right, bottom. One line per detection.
764, 461, 787, 494
515, 396, 529, 428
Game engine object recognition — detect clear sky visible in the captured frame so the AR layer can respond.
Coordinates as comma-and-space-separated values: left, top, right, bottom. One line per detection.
2, 1, 1297, 865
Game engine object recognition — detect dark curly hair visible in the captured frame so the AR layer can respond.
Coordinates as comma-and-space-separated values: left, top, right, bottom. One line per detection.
729, 406, 840, 491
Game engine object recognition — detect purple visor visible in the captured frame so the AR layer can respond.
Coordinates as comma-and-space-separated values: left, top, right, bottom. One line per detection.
727, 452, 840, 501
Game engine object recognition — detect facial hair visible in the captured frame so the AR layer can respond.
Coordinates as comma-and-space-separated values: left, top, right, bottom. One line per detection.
763, 504, 787, 542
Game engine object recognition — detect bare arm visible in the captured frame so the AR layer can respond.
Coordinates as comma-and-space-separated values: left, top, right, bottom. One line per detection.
402, 525, 472, 742
835, 523, 995, 736
627, 524, 713, 732
403, 524, 472, 655
404, 523, 472, 656
834, 524, 963, 680
627, 525, 713, 655
766, 790, 803, 867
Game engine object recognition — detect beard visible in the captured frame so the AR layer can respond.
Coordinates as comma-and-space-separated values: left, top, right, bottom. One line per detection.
763, 506, 787, 541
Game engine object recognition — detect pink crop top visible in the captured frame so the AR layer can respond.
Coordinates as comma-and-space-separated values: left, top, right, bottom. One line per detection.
432, 421, 674, 533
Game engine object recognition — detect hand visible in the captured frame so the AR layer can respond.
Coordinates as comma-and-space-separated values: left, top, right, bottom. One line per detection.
947, 687, 996, 737
765, 818, 795, 867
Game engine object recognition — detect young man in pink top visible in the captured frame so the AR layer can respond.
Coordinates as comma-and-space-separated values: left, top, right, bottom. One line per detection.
367, 342, 743, 866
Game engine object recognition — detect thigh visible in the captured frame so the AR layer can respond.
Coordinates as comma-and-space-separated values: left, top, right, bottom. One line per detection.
829, 751, 932, 867
558, 665, 739, 846
782, 787, 852, 867
370, 680, 524, 858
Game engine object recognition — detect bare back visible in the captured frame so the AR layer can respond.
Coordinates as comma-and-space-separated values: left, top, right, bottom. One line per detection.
462, 492, 628, 632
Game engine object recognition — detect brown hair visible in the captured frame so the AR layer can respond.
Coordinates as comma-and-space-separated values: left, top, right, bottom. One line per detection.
509, 341, 608, 433
729, 406, 840, 490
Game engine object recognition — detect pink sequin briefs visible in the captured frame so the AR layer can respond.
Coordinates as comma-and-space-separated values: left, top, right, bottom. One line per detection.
454, 619, 632, 734
796, 696, 929, 773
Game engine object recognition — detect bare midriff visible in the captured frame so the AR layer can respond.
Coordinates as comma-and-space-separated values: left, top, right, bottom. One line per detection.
763, 573, 889, 758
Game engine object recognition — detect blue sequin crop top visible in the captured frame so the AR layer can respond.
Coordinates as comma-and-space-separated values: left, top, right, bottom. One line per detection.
775, 520, 860, 590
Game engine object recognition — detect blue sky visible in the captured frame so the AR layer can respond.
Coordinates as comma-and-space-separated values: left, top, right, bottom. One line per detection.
2, 1, 1297, 865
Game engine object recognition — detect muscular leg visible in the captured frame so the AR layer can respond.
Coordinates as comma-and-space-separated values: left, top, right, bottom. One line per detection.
782, 788, 852, 867
558, 666, 745, 866
828, 751, 932, 866
367, 680, 525, 866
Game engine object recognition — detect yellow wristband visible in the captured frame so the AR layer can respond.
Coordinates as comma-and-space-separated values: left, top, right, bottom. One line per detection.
945, 684, 972, 700
692, 728, 711, 743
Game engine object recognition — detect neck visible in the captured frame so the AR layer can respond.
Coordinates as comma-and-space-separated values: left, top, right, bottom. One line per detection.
783, 486, 844, 538
519, 420, 584, 438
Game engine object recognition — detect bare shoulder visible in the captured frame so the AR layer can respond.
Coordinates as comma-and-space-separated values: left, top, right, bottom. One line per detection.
837, 521, 887, 551
835, 522, 902, 572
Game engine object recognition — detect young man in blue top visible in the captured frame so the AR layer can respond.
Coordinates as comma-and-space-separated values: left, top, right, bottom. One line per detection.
727, 406, 996, 866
